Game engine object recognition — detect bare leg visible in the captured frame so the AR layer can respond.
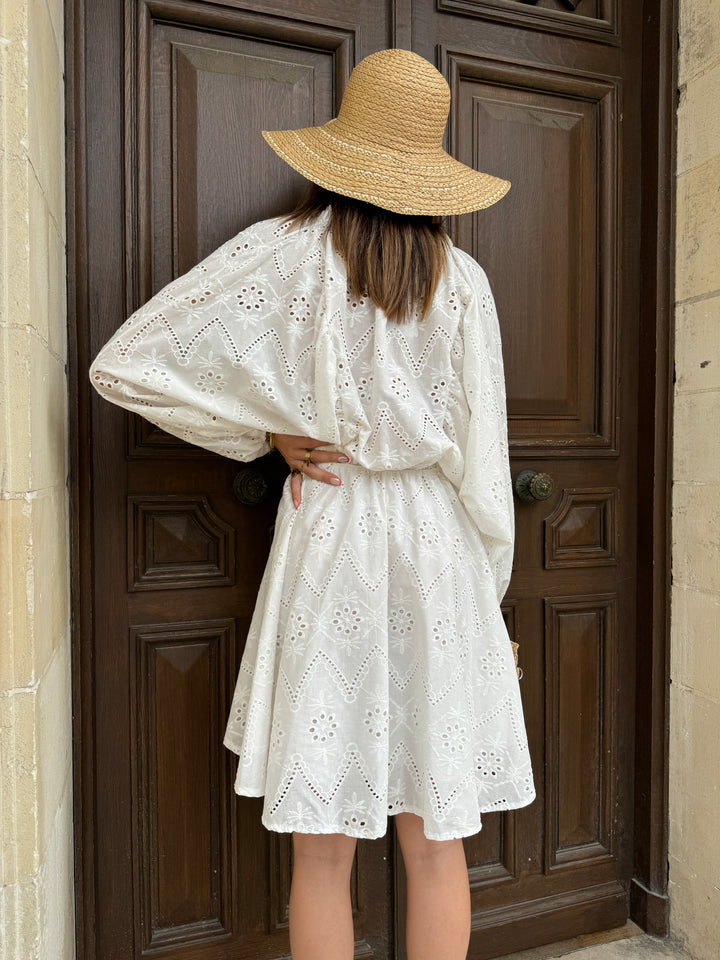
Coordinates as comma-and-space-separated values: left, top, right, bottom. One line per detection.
289, 832, 358, 960
395, 812, 471, 960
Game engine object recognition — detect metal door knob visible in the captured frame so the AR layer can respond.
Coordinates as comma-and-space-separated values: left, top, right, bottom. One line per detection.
514, 469, 554, 503
233, 466, 269, 505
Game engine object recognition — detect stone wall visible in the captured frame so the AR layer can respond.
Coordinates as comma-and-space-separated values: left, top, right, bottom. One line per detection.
0, 1, 717, 958
0, 1, 74, 957
668, 2, 720, 958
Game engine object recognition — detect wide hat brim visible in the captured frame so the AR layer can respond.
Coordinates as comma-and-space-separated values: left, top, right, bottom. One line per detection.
262, 120, 510, 217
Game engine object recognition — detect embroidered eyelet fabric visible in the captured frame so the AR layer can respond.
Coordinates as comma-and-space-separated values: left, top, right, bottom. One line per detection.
89, 207, 536, 840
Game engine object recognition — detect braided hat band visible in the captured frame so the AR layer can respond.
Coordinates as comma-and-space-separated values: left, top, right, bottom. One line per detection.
262, 48, 510, 217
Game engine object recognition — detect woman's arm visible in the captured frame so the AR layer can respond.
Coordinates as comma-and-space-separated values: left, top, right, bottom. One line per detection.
89, 217, 329, 463
438, 253, 514, 603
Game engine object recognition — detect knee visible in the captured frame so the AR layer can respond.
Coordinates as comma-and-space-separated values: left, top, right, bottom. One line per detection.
402, 836, 465, 871
395, 813, 465, 870
292, 832, 357, 873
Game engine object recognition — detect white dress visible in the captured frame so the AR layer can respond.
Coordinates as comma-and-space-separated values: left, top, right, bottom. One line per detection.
90, 208, 536, 840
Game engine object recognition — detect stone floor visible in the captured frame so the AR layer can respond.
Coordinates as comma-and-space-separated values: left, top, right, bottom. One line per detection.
495, 923, 696, 960
537, 939, 695, 960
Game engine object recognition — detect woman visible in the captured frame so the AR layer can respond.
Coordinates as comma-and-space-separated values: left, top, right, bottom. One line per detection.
90, 48, 535, 960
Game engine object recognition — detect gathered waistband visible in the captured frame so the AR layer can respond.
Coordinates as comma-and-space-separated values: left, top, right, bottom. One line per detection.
306, 446, 446, 479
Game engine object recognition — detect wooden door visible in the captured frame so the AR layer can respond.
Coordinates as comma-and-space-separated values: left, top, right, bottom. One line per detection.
75, 4, 395, 959
69, 2, 670, 959
410, 1, 644, 955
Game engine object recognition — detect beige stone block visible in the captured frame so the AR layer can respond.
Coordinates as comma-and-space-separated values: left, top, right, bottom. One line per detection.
37, 780, 74, 960
677, 63, 720, 176
668, 773, 720, 883
7, 145, 68, 366
27, 0, 65, 236
0, 690, 40, 886
0, 883, 14, 956
669, 684, 720, 807
679, 0, 720, 85
47, 221, 68, 363
670, 586, 720, 698
0, 500, 14, 686
676, 154, 720, 303
0, 875, 42, 960
27, 169, 51, 348
29, 488, 70, 678
672, 393, 720, 484
678, 831, 720, 889
0, 488, 70, 690
0, 156, 31, 331
44, 0, 64, 64
0, 325, 33, 493
671, 481, 720, 594
0, 325, 68, 493
0, 497, 33, 689
669, 853, 720, 960
26, 338, 68, 492
36, 640, 72, 857
674, 295, 720, 395
2, 0, 30, 33
1, 4, 30, 159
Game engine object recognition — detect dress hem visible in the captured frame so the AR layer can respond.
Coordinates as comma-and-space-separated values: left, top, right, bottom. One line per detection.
227, 783, 537, 841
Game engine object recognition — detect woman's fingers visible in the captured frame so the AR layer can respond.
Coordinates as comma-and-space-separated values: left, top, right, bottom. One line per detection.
271, 434, 349, 503
271, 434, 306, 463
310, 449, 351, 464
274, 433, 325, 451
301, 462, 342, 486
289, 462, 341, 509
273, 434, 349, 462
290, 470, 303, 509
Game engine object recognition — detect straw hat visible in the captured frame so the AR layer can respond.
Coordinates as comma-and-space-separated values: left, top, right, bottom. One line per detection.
262, 48, 510, 217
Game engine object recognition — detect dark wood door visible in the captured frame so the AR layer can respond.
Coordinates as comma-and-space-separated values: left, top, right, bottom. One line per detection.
70, 2, 654, 959
412, 1, 644, 955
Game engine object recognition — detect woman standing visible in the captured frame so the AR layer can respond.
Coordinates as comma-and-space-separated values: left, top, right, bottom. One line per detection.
90, 48, 535, 960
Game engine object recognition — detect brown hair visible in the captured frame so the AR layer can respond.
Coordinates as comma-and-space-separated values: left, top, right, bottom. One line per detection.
288, 185, 449, 324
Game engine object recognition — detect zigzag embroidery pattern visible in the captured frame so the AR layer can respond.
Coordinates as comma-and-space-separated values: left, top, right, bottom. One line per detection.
276, 644, 470, 709
110, 312, 317, 382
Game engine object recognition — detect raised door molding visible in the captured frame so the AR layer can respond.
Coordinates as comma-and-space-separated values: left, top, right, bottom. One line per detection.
442, 48, 621, 456
437, 0, 619, 45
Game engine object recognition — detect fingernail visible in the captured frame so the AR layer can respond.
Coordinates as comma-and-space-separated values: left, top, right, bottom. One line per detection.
339, 455, 350, 462
331, 478, 342, 485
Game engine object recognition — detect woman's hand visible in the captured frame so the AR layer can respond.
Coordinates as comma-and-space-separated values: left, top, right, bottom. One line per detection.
271, 434, 350, 508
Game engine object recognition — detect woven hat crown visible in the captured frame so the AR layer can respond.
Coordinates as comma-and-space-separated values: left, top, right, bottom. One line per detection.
262, 48, 510, 216
331, 49, 451, 155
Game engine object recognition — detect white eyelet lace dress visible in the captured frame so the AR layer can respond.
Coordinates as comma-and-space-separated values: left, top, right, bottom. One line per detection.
89, 208, 536, 840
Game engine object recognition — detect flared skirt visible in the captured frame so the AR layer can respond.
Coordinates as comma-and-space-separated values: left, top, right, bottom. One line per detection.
223, 461, 535, 840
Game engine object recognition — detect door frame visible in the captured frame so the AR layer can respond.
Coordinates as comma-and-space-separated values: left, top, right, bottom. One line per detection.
64, 1, 677, 955
630, 0, 677, 935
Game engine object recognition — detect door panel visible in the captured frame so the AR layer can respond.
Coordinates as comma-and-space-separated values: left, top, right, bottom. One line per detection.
545, 596, 617, 862
140, 5, 353, 275
447, 51, 619, 452
131, 619, 236, 952
73, 0, 649, 958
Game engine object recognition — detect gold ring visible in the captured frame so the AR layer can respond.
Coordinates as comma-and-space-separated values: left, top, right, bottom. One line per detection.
304, 450, 312, 464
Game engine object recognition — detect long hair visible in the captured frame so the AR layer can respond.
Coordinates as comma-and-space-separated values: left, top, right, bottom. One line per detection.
288, 185, 449, 324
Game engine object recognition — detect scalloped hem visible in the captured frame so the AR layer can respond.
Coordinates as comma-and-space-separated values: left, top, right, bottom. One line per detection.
240, 793, 537, 842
